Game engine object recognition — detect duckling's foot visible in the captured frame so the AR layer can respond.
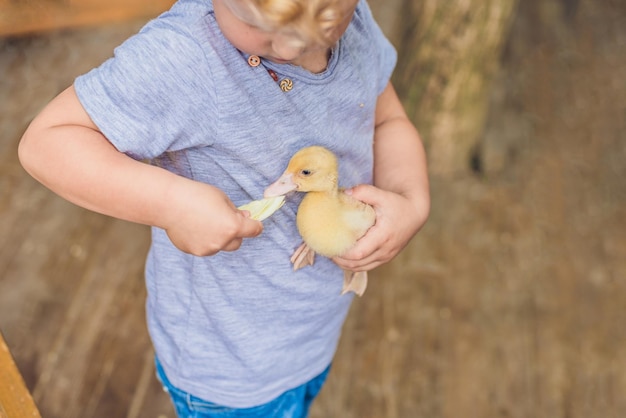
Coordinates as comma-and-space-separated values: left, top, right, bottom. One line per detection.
341, 270, 368, 297
291, 243, 315, 271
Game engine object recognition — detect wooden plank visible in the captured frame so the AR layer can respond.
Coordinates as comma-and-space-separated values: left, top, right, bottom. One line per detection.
2, 1, 626, 417
0, 19, 176, 418
0, 0, 176, 37
0, 333, 42, 418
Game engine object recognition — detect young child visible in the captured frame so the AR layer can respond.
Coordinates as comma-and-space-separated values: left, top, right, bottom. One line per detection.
18, 0, 430, 416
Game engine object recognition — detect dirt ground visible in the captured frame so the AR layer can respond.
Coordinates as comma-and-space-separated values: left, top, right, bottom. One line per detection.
1, 0, 625, 417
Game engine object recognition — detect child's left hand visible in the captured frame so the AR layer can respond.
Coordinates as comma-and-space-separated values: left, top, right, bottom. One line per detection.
332, 184, 428, 273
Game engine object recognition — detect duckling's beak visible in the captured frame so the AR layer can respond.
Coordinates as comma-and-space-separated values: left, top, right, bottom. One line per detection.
264, 173, 298, 197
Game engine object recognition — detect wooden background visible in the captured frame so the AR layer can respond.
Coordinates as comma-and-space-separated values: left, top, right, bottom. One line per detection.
0, 0, 175, 36
1, 0, 625, 417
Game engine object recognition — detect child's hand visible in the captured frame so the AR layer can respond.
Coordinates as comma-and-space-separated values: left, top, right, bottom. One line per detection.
163, 179, 263, 256
332, 184, 428, 272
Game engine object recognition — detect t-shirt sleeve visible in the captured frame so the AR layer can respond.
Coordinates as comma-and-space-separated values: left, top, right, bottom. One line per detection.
74, 17, 217, 160
357, 0, 398, 95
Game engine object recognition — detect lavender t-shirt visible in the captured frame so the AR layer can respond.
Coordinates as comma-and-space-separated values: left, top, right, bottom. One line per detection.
75, 0, 396, 408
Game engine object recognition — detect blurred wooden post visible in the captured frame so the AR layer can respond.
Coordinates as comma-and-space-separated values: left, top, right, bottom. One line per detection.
372, 0, 519, 176
0, 333, 41, 418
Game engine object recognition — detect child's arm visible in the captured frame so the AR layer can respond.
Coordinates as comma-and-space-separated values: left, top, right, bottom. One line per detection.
333, 82, 430, 272
18, 86, 263, 256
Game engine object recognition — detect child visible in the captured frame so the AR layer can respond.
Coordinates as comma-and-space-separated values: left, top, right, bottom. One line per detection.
18, 0, 430, 416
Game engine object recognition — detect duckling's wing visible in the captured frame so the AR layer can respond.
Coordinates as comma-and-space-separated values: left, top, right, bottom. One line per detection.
339, 194, 376, 238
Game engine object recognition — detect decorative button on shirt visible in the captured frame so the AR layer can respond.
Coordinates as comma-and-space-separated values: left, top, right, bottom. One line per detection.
247, 55, 261, 67
279, 78, 294, 92
267, 69, 279, 82
246, 55, 294, 92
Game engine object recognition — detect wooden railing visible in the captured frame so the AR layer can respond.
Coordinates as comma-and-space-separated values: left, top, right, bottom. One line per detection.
0, 0, 176, 37
0, 333, 41, 418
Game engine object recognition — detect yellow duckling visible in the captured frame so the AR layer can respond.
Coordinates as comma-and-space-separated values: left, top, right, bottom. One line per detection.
264, 146, 376, 296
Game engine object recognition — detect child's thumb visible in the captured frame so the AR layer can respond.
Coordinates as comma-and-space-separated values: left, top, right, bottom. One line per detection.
344, 184, 379, 206
240, 216, 264, 238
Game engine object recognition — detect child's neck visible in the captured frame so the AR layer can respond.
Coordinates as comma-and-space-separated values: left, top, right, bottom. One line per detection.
292, 47, 332, 74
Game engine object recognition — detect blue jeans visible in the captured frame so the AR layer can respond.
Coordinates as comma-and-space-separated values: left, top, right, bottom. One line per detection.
155, 357, 330, 418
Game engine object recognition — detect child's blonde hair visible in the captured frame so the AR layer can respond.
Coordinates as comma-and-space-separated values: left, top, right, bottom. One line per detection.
237, 0, 346, 45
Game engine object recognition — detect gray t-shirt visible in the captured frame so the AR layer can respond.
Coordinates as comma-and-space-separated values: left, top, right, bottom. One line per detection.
75, 0, 396, 408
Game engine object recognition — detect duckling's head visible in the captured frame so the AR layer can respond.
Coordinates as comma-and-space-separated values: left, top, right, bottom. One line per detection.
264, 146, 339, 197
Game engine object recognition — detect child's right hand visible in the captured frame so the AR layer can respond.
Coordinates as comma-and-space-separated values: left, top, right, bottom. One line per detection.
162, 179, 264, 256
18, 85, 262, 257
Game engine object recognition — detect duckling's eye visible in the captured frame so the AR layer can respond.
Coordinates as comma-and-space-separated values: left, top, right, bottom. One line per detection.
300, 169, 313, 176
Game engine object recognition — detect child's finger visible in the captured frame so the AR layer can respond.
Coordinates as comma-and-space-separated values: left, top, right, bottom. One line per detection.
238, 214, 264, 238
222, 238, 244, 252
219, 216, 262, 252
343, 184, 382, 207
333, 228, 385, 269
